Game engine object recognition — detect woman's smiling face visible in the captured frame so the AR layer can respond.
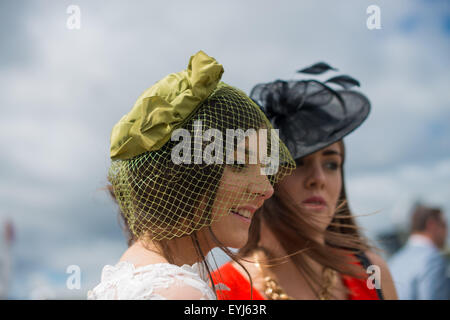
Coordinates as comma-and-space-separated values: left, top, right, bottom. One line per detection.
208, 130, 275, 248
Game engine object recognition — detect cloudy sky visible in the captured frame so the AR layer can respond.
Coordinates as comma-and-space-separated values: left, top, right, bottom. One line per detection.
0, 0, 449, 299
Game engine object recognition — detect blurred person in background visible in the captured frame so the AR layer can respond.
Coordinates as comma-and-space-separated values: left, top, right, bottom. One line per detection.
389, 204, 448, 299
0, 219, 14, 299
213, 63, 398, 300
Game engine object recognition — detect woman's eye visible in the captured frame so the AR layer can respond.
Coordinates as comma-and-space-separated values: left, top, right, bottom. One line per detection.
324, 161, 339, 170
229, 162, 247, 172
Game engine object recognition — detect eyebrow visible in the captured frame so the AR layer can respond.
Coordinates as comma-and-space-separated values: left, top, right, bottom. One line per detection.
233, 147, 259, 164
322, 149, 342, 157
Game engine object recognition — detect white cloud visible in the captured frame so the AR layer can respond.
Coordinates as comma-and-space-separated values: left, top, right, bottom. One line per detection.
348, 158, 450, 238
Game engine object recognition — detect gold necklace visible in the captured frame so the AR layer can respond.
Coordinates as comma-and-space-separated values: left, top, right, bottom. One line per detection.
318, 266, 338, 300
254, 255, 292, 300
254, 252, 338, 300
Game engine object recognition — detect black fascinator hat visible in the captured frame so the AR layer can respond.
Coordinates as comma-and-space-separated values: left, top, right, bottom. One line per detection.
250, 62, 371, 160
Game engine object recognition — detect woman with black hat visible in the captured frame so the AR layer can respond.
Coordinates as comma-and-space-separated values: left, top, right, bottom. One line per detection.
213, 63, 398, 300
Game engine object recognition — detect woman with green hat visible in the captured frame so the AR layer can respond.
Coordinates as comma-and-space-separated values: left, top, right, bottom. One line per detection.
87, 51, 295, 300
213, 63, 398, 300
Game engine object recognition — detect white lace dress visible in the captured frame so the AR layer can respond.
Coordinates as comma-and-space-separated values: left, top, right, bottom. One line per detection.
87, 261, 225, 300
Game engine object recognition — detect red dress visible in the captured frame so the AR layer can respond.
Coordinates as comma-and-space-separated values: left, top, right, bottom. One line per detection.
212, 260, 380, 300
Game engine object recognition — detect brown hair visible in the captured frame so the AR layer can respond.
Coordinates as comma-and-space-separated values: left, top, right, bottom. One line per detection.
410, 204, 443, 233
107, 172, 252, 299
106, 87, 275, 298
239, 140, 374, 298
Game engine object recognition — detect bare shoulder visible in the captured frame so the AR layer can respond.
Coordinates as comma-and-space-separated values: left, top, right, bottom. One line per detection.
365, 250, 398, 300
119, 241, 167, 268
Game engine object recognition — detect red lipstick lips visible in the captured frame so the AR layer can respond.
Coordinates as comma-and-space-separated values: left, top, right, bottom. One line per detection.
302, 196, 327, 206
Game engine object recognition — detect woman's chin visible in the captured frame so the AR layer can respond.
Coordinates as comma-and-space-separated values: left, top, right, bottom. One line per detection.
225, 233, 249, 248
216, 232, 248, 250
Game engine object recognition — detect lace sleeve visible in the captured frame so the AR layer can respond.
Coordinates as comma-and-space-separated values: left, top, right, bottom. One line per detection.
87, 261, 217, 300
151, 275, 214, 300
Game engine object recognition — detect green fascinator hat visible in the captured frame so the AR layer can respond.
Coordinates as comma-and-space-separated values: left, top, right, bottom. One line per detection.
107, 51, 295, 241
110, 50, 224, 160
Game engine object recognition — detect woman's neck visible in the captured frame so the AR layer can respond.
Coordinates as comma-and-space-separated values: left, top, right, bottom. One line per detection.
121, 232, 215, 268
258, 219, 326, 258
256, 220, 327, 286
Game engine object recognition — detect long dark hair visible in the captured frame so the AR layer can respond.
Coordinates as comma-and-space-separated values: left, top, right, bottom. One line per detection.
107, 155, 254, 300
240, 140, 375, 298
107, 84, 277, 298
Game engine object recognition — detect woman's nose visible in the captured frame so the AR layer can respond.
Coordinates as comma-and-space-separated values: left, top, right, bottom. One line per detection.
248, 174, 274, 200
305, 164, 326, 190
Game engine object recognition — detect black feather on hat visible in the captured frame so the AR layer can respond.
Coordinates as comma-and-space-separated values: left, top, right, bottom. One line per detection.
250, 62, 371, 160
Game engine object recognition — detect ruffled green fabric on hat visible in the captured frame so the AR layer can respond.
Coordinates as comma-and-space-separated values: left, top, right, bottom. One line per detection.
110, 51, 224, 160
